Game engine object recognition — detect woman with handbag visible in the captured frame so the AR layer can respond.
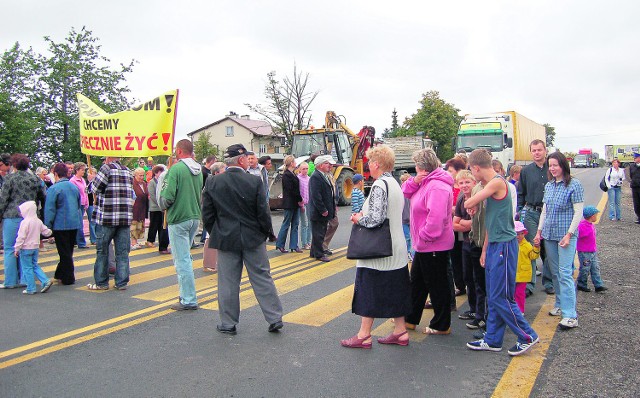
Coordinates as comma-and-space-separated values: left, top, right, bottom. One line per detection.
340, 145, 412, 349
402, 148, 455, 335
605, 158, 625, 220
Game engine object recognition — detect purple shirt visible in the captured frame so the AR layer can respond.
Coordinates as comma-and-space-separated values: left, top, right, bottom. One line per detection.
576, 219, 597, 252
298, 174, 310, 205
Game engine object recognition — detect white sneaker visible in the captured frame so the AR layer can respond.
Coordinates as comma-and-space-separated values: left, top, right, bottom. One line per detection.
559, 317, 578, 329
549, 307, 562, 316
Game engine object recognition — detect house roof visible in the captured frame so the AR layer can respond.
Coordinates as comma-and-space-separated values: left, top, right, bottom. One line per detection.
187, 116, 282, 137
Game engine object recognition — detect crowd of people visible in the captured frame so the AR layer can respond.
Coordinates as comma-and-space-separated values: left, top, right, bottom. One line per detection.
2, 139, 639, 356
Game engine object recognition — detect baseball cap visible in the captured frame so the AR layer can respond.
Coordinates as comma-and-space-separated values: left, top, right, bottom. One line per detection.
225, 144, 248, 159
147, 156, 153, 161
514, 221, 527, 234
583, 206, 600, 218
352, 174, 363, 184
314, 155, 335, 166
633, 152, 640, 158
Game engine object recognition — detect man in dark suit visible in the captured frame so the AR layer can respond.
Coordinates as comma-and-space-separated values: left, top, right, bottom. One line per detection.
201, 144, 283, 335
308, 155, 336, 262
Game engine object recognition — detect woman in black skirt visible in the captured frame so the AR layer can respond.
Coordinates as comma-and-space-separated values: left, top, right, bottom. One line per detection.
340, 145, 412, 349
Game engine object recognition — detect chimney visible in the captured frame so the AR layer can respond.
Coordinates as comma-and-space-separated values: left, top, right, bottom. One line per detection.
241, 114, 250, 120
227, 111, 238, 118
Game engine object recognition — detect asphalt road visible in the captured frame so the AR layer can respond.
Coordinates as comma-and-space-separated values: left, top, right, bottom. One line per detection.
0, 168, 621, 397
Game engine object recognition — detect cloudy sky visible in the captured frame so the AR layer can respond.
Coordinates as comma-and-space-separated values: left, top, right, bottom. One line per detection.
2, 0, 639, 155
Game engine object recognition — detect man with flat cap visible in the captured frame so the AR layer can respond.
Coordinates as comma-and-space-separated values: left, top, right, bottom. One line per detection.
308, 155, 336, 262
202, 143, 283, 335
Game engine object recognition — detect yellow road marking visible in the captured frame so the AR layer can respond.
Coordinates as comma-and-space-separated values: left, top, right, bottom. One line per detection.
283, 285, 354, 326
0, 248, 351, 370
491, 295, 556, 398
595, 192, 608, 224
201, 252, 352, 310
133, 251, 318, 302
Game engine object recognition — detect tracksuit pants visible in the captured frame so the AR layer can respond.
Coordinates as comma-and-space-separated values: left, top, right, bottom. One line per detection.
483, 238, 538, 346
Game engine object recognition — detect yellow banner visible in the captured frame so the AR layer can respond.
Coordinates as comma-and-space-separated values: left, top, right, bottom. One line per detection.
460, 122, 502, 131
77, 90, 178, 157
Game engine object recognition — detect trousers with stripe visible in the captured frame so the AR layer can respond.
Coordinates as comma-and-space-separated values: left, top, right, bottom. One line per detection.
484, 238, 538, 346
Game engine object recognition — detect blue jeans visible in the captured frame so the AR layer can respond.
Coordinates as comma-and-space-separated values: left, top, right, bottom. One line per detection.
484, 239, 538, 346
276, 208, 300, 250
87, 206, 97, 244
2, 218, 23, 287
299, 204, 311, 247
168, 219, 198, 306
76, 218, 87, 248
94, 224, 130, 288
544, 236, 578, 319
20, 248, 49, 293
402, 223, 413, 256
607, 186, 622, 220
577, 251, 604, 289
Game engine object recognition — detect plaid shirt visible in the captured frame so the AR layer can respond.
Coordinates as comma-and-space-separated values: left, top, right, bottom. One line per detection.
89, 161, 134, 226
541, 178, 584, 241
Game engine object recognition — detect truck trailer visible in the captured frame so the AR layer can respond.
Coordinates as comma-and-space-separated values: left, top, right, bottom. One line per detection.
605, 144, 639, 167
455, 111, 546, 170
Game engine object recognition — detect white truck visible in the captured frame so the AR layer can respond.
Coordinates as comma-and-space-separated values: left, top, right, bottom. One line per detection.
455, 111, 546, 170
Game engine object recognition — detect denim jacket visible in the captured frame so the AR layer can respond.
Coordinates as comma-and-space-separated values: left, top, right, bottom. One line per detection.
44, 178, 83, 231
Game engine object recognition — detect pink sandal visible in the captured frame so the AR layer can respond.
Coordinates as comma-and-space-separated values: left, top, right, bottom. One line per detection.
377, 331, 409, 346
340, 334, 372, 349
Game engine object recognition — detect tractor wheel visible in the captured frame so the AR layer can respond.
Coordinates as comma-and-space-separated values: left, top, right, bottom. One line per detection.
335, 169, 354, 206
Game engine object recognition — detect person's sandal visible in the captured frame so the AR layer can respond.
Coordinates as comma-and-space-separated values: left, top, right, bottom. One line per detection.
87, 283, 109, 290
377, 331, 409, 346
340, 334, 372, 349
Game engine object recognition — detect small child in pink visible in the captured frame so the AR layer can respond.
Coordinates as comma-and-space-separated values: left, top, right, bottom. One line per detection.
514, 221, 540, 313
576, 206, 607, 292
14, 201, 53, 294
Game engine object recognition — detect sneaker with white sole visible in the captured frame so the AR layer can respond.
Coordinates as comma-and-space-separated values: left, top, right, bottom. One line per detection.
466, 339, 502, 352
559, 317, 578, 330
508, 337, 540, 356
466, 319, 486, 329
548, 307, 562, 316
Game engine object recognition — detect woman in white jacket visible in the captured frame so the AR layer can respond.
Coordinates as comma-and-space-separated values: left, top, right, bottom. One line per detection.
605, 158, 625, 221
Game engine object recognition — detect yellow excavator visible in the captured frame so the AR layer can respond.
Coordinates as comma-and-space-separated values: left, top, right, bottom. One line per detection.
270, 111, 375, 207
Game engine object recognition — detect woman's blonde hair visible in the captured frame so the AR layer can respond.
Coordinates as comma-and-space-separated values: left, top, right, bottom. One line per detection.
412, 148, 441, 172
365, 145, 395, 172
284, 155, 295, 168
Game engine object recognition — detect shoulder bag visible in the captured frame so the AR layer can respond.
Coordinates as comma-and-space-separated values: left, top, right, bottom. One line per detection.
599, 168, 611, 192
346, 179, 393, 260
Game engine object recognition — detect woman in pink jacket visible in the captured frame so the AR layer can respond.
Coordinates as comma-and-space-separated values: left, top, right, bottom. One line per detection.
402, 148, 455, 335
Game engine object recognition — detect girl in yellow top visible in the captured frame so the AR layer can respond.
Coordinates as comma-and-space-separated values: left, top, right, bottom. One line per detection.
515, 221, 540, 314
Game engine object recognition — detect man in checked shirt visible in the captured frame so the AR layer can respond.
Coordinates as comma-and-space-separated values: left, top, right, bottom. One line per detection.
87, 157, 134, 291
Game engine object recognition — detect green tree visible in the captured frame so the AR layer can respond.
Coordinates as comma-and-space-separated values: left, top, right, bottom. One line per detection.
0, 43, 40, 155
0, 27, 136, 165
544, 123, 556, 148
245, 63, 319, 145
193, 131, 218, 162
383, 108, 400, 138
401, 91, 462, 161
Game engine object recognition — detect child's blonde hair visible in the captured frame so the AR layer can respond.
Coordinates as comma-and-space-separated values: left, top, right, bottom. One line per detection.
456, 169, 475, 182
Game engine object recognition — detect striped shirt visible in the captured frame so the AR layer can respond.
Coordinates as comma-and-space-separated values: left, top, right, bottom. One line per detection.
89, 161, 134, 226
351, 188, 365, 213
541, 178, 584, 241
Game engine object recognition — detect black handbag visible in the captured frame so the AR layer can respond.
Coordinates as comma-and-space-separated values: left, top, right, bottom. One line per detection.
346, 179, 393, 260
599, 169, 610, 192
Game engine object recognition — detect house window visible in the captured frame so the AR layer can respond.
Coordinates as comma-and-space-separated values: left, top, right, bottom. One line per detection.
225, 126, 234, 137
274, 146, 281, 154
259, 144, 267, 153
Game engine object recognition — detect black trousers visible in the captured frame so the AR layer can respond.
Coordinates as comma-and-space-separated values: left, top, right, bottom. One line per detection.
451, 239, 465, 292
463, 241, 486, 320
406, 250, 452, 331
147, 211, 169, 250
632, 187, 640, 220
53, 229, 77, 285
310, 219, 328, 259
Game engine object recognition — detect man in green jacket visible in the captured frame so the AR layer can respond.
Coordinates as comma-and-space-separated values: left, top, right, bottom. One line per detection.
160, 139, 203, 310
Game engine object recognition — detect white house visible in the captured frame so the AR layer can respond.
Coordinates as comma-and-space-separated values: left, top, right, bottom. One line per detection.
187, 112, 286, 162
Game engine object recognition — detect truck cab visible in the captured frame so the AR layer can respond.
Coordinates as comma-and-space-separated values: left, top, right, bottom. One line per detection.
456, 113, 514, 167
